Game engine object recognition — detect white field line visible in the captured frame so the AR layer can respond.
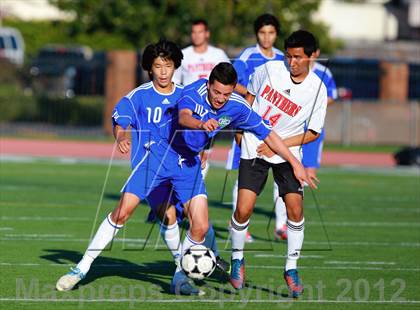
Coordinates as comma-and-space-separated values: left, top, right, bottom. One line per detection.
216, 202, 420, 213
302, 240, 420, 247
0, 262, 418, 272
4, 234, 73, 238
1, 235, 420, 248
0, 297, 419, 304
2, 154, 420, 176
247, 265, 420, 272
0, 227, 13, 231
0, 155, 129, 167
324, 261, 396, 265
0, 237, 147, 243
2, 216, 420, 228
254, 254, 324, 258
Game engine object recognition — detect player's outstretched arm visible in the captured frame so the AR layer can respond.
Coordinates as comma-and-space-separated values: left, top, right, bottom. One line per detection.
179, 108, 219, 132
113, 124, 131, 154
264, 131, 316, 189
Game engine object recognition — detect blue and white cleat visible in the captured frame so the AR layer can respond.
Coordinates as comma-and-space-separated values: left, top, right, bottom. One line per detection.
56, 267, 86, 291
170, 270, 204, 296
229, 258, 245, 289
284, 269, 304, 298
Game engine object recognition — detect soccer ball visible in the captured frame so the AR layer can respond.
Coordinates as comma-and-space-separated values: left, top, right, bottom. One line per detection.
181, 245, 216, 280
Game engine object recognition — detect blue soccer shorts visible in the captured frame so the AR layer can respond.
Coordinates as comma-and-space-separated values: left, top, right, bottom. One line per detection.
122, 147, 207, 212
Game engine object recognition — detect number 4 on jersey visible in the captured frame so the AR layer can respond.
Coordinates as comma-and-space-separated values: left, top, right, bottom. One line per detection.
262, 106, 282, 126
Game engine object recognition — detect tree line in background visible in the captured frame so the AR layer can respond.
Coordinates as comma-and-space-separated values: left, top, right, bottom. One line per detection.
5, 0, 340, 58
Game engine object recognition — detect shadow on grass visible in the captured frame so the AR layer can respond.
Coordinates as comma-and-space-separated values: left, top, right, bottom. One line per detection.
41, 249, 173, 294
41, 248, 230, 295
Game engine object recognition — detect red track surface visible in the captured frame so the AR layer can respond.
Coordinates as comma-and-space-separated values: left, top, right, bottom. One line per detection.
1, 138, 395, 167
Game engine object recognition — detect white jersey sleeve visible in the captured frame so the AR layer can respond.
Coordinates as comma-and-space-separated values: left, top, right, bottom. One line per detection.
172, 67, 182, 85
247, 64, 267, 95
306, 83, 328, 133
219, 49, 230, 63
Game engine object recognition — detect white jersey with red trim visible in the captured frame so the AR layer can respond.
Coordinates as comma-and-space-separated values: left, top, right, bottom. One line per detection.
173, 45, 230, 86
241, 60, 328, 164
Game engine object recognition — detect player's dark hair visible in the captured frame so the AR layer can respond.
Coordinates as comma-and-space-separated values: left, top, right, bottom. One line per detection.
254, 13, 280, 35
192, 19, 208, 30
142, 38, 183, 79
208, 62, 237, 86
284, 30, 317, 57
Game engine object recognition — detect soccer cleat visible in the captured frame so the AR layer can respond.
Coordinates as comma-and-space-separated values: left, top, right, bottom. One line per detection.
215, 256, 231, 275
274, 224, 288, 241
245, 231, 254, 243
56, 267, 85, 291
229, 258, 245, 289
284, 269, 304, 298
170, 270, 204, 296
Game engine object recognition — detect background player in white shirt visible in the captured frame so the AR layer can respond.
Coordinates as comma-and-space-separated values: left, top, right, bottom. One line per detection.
173, 19, 230, 178
229, 31, 327, 299
173, 19, 230, 86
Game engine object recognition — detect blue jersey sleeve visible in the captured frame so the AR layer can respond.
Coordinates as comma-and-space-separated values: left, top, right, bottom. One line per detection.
177, 80, 204, 113
233, 59, 248, 87
326, 76, 338, 100
234, 102, 271, 140
112, 97, 139, 129
177, 93, 198, 113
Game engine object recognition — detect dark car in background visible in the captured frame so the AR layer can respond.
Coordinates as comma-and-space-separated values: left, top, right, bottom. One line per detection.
30, 45, 105, 98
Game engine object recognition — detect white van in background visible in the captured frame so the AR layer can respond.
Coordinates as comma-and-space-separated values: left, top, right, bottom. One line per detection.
0, 27, 25, 66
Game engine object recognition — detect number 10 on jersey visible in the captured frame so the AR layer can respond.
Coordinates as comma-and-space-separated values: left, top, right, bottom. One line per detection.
146, 107, 162, 123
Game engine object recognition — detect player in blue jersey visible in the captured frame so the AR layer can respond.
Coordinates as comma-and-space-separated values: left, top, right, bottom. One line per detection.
56, 40, 231, 296
142, 62, 312, 294
226, 13, 284, 242
233, 13, 284, 96
55, 39, 197, 293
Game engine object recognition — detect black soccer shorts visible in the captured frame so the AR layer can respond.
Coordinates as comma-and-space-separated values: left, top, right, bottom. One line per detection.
238, 158, 303, 197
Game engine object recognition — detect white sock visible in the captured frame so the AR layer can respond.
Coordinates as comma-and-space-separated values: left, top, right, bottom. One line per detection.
230, 215, 249, 260
77, 213, 123, 274
285, 218, 304, 271
181, 232, 205, 256
274, 184, 287, 230
203, 222, 219, 257
160, 222, 181, 264
232, 179, 238, 212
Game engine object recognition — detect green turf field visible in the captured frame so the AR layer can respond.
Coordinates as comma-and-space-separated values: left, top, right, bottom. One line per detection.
0, 159, 419, 309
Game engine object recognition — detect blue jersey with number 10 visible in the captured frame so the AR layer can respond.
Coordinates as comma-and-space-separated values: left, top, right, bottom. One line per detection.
112, 81, 184, 168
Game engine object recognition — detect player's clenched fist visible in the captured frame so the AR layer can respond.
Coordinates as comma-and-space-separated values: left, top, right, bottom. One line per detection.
117, 137, 131, 154
201, 119, 219, 132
